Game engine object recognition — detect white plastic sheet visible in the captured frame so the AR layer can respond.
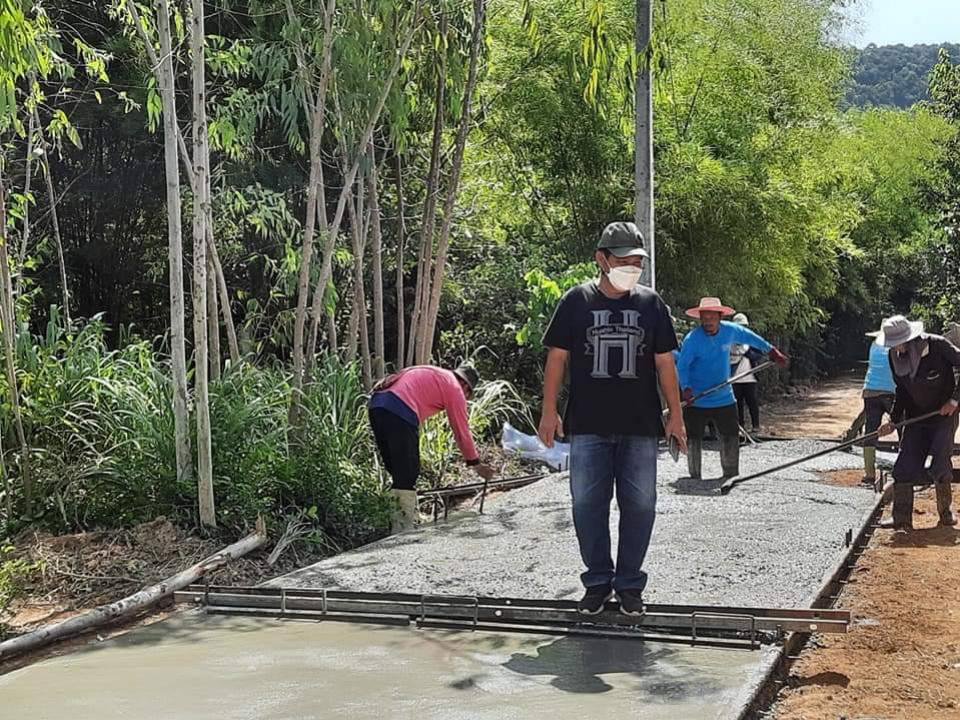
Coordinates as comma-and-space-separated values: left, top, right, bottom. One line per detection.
501, 422, 570, 471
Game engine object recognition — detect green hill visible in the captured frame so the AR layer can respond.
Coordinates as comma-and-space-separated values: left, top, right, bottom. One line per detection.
848, 43, 960, 108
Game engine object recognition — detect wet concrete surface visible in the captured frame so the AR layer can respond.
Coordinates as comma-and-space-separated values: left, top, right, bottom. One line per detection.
0, 440, 877, 720
0, 612, 768, 720
272, 440, 878, 608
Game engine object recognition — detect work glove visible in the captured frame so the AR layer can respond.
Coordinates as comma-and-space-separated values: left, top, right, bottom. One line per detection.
682, 387, 694, 403
769, 347, 789, 368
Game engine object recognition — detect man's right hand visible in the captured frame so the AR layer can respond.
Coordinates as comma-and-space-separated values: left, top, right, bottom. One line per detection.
682, 387, 694, 403
538, 410, 564, 448
877, 422, 895, 438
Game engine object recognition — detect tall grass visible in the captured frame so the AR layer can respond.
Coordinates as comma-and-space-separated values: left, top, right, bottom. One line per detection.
1, 314, 532, 542
1, 314, 391, 545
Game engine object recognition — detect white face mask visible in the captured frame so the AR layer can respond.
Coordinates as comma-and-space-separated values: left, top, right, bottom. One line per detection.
605, 265, 642, 292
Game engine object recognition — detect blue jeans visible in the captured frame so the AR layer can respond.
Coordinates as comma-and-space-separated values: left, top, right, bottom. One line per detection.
569, 434, 658, 592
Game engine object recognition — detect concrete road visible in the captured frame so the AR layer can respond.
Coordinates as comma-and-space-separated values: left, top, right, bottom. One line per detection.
0, 440, 877, 720
272, 440, 878, 608
0, 612, 770, 720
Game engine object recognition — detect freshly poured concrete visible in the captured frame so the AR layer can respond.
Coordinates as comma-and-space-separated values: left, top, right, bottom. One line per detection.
1, 612, 766, 720
272, 440, 878, 608
0, 441, 877, 720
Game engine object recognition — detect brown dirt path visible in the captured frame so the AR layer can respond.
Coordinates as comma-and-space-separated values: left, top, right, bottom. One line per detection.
773, 487, 960, 720
763, 372, 865, 439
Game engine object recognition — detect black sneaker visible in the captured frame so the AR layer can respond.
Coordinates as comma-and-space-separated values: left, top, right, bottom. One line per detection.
617, 589, 646, 617
577, 585, 613, 615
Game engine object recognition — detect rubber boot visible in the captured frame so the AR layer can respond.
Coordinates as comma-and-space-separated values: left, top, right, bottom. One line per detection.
720, 434, 740, 479
390, 489, 418, 534
863, 446, 877, 484
935, 479, 957, 527
892, 483, 914, 531
687, 438, 702, 479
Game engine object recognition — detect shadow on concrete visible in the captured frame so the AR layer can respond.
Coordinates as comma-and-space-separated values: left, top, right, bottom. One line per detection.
667, 478, 726, 496
502, 635, 720, 698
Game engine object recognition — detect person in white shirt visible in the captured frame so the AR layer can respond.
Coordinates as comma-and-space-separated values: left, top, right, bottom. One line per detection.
729, 313, 763, 433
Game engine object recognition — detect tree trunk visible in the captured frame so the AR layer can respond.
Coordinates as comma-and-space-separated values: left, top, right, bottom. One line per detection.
407, 47, 446, 366
344, 183, 364, 364
309, 3, 423, 357
288, 0, 336, 431
0, 524, 267, 661
207, 252, 221, 381
393, 152, 406, 369
368, 143, 386, 380
421, 0, 486, 358
305, 133, 331, 382
191, 0, 215, 528
155, 0, 193, 489
14, 108, 35, 300
37, 123, 71, 326
326, 310, 338, 355
0, 176, 32, 515
127, 0, 241, 368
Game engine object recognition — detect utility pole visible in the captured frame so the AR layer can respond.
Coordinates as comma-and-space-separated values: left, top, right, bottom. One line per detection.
634, 0, 655, 289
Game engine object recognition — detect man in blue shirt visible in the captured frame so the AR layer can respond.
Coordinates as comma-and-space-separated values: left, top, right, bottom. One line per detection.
676, 297, 788, 479
860, 333, 896, 484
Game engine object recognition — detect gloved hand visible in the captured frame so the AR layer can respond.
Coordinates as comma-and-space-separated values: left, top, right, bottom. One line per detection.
682, 387, 694, 403
769, 347, 789, 368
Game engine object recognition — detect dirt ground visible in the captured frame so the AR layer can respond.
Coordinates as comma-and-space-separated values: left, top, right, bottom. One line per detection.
769, 372, 960, 720
0, 517, 330, 674
763, 372, 865, 439
774, 486, 960, 720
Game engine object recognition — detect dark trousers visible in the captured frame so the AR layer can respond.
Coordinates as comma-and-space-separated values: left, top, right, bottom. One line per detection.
569, 435, 658, 592
893, 415, 957, 485
733, 383, 760, 429
863, 393, 895, 447
684, 404, 741, 478
891, 415, 957, 526
368, 408, 420, 490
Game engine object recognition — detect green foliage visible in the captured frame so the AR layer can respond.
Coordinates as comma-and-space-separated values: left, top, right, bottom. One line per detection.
0, 314, 392, 546
515, 263, 595, 352
0, 544, 40, 617
848, 43, 960, 109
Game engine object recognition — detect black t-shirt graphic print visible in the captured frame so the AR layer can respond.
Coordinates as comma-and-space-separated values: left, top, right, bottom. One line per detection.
543, 280, 678, 437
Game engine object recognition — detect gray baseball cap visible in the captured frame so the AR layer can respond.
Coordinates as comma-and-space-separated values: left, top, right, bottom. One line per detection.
596, 221, 648, 258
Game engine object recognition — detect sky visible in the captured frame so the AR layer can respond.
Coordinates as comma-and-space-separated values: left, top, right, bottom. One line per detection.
851, 0, 960, 47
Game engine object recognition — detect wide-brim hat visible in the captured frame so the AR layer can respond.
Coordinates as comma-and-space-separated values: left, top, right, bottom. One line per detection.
596, 221, 648, 258
453, 363, 480, 391
686, 297, 736, 318
874, 315, 924, 348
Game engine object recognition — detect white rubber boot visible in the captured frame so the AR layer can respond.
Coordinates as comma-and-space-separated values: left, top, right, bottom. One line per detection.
390, 489, 418, 534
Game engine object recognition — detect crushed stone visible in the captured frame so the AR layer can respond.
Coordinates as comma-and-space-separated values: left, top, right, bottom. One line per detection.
271, 440, 878, 608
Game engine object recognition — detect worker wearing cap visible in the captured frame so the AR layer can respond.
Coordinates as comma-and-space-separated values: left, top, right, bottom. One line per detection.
538, 221, 686, 617
368, 364, 495, 533
676, 298, 788, 480
877, 315, 960, 530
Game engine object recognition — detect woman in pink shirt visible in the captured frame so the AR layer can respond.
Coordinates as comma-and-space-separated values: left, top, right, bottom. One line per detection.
368, 364, 495, 532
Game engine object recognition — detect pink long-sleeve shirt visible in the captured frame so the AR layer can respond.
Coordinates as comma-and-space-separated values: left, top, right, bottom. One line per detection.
383, 366, 479, 462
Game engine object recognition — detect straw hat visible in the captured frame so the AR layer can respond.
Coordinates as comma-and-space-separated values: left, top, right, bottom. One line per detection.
686, 297, 736, 318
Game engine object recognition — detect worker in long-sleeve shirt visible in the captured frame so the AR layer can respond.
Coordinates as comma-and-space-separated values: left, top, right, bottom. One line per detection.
368, 365, 495, 532
877, 316, 960, 530
676, 298, 788, 480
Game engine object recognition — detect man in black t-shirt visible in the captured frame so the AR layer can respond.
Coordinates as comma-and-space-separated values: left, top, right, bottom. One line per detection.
538, 221, 686, 617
